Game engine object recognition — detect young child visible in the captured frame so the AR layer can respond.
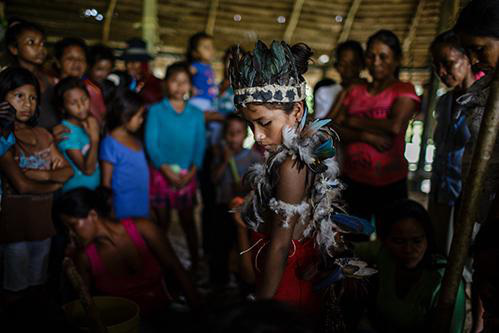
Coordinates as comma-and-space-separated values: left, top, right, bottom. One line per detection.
83, 44, 115, 125
186, 32, 218, 114
100, 90, 149, 219
5, 19, 59, 130
0, 67, 72, 296
54, 77, 100, 192
209, 114, 262, 286
145, 62, 205, 271
53, 37, 88, 80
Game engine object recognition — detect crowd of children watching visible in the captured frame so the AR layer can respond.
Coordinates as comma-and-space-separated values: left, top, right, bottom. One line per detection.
0, 1, 498, 331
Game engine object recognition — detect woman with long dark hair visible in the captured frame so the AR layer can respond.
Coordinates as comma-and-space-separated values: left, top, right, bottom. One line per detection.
334, 30, 420, 228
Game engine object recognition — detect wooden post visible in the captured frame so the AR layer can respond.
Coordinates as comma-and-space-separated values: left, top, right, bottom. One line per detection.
283, 0, 305, 43
142, 0, 158, 54
102, 0, 118, 43
205, 0, 219, 36
432, 67, 499, 333
416, 0, 459, 173
336, 0, 362, 44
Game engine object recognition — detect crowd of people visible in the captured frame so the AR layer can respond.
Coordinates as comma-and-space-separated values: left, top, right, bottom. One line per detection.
0, 0, 498, 332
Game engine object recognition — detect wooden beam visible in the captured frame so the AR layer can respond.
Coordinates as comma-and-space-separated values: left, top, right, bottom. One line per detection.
402, 0, 426, 57
283, 0, 306, 43
336, 0, 362, 44
142, 0, 158, 53
102, 0, 118, 43
205, 0, 219, 35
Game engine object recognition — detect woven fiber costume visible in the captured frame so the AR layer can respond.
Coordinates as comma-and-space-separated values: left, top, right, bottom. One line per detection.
231, 41, 375, 322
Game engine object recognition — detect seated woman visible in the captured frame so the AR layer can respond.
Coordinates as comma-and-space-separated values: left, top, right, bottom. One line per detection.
355, 199, 465, 333
57, 187, 200, 320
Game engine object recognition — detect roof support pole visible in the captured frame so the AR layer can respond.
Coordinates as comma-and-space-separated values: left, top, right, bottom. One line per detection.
432, 59, 499, 333
336, 0, 362, 44
205, 0, 219, 36
142, 0, 158, 53
283, 0, 305, 43
102, 0, 118, 43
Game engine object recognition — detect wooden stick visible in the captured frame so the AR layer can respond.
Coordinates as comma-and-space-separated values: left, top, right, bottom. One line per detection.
205, 0, 220, 36
63, 257, 108, 333
283, 0, 306, 43
102, 0, 118, 43
432, 69, 499, 332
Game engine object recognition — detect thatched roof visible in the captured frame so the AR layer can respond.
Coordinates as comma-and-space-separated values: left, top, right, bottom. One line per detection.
5, 0, 458, 86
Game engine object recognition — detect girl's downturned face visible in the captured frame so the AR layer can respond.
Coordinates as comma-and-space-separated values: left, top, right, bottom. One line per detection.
63, 87, 90, 121
6, 84, 37, 123
432, 45, 472, 88
241, 102, 304, 151
61, 212, 97, 245
460, 33, 499, 72
384, 218, 428, 269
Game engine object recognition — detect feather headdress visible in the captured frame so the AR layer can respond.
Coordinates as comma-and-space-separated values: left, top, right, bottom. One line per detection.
229, 40, 308, 108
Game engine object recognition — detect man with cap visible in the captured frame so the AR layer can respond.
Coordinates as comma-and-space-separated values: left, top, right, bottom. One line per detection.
121, 38, 163, 105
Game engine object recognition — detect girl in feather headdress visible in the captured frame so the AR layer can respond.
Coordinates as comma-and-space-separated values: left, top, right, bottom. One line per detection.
229, 41, 374, 317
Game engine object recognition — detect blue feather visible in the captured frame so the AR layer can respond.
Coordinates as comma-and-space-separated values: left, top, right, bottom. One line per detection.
303, 118, 331, 137
314, 139, 336, 160
331, 213, 375, 236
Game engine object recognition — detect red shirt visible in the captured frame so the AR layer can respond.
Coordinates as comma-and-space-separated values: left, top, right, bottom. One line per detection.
83, 79, 106, 126
341, 82, 420, 186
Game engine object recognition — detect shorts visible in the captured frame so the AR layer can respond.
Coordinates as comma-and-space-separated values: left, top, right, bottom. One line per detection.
0, 238, 52, 292
149, 167, 197, 210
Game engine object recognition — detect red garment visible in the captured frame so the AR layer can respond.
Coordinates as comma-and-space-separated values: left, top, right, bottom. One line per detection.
140, 74, 164, 105
341, 82, 420, 186
83, 79, 106, 126
251, 231, 321, 313
85, 219, 170, 314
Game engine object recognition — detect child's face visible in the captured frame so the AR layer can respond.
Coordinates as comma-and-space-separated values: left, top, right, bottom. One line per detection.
384, 218, 428, 269
6, 84, 37, 123
90, 59, 113, 83
126, 61, 144, 80
63, 88, 90, 121
195, 38, 215, 63
225, 119, 246, 151
60, 45, 87, 79
166, 71, 191, 101
126, 107, 145, 133
241, 103, 303, 152
432, 45, 471, 88
11, 29, 47, 66
336, 48, 363, 82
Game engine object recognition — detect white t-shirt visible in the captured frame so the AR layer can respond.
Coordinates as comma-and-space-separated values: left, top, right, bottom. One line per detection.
314, 84, 343, 119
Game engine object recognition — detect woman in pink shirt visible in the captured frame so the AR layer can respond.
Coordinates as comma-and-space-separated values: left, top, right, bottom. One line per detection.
334, 30, 420, 227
